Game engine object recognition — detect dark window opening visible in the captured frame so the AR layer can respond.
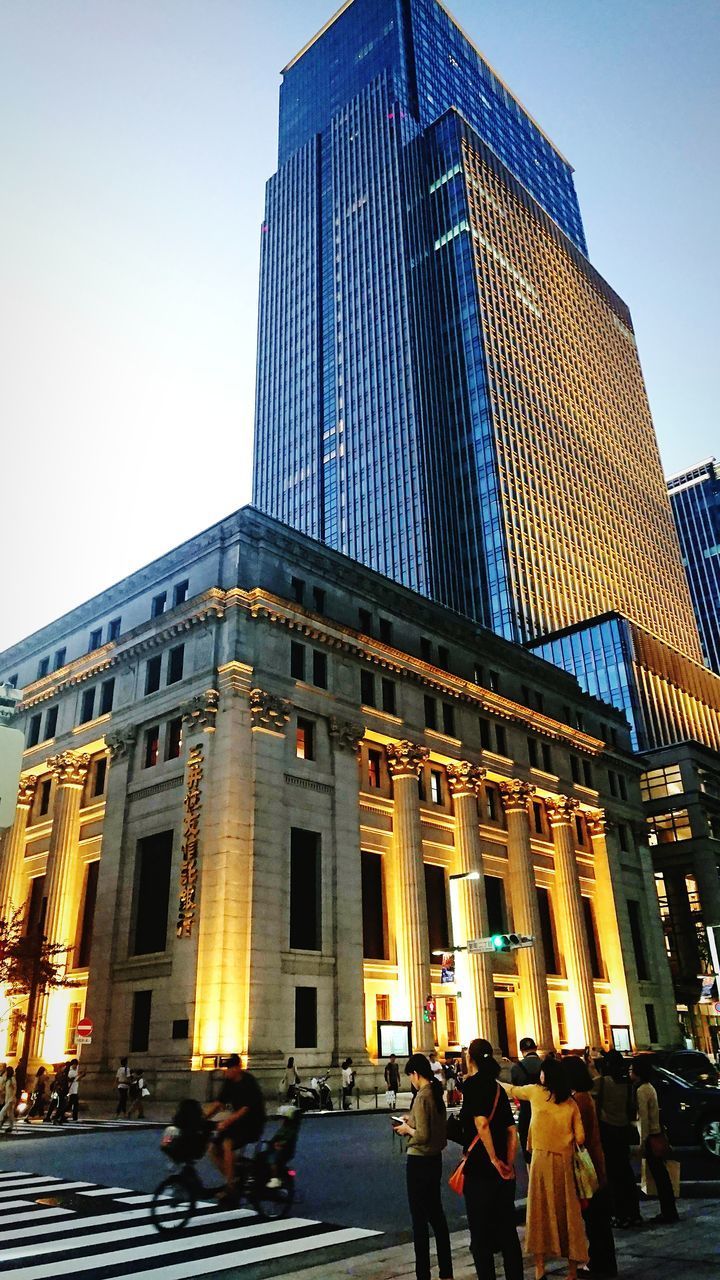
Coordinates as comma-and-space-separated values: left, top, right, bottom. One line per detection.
358, 608, 372, 634
151, 592, 166, 618
479, 717, 491, 750
575, 815, 585, 845
80, 687, 96, 724
131, 990, 152, 1053
488, 670, 500, 692
53, 648, 66, 671
144, 726, 160, 769
38, 657, 50, 679
76, 861, 99, 967
627, 900, 648, 979
26, 875, 47, 933
532, 800, 544, 835
425, 863, 449, 955
45, 706, 58, 740
27, 713, 41, 748
100, 678, 115, 715
167, 644, 184, 685
381, 677, 396, 714
542, 742, 552, 772
296, 718, 315, 760
528, 737, 539, 768
537, 886, 559, 973
312, 649, 327, 688
424, 695, 437, 730
290, 641, 305, 680
290, 828, 321, 950
360, 670, 375, 706
88, 628, 102, 652
582, 897, 603, 979
645, 1002, 658, 1043
294, 987, 317, 1048
145, 655, 162, 695
570, 755, 580, 784
485, 785, 498, 822
312, 586, 325, 613
39, 778, 52, 816
108, 617, 121, 642
291, 576, 305, 604
361, 850, 386, 959
93, 757, 107, 797
166, 717, 183, 760
430, 770, 443, 804
420, 637, 432, 661
379, 618, 393, 643
485, 875, 507, 936
437, 645, 450, 669
133, 832, 172, 955
442, 702, 455, 736
173, 580, 189, 607
172, 1018, 190, 1040
495, 724, 507, 755
367, 748, 382, 789
582, 759, 593, 788
618, 774, 628, 801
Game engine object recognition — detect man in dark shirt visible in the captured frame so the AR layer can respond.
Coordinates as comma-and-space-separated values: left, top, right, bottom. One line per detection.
206, 1054, 265, 1193
510, 1036, 542, 1162
384, 1054, 401, 1101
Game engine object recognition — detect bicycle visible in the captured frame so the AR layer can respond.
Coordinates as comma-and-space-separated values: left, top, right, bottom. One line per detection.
151, 1133, 296, 1233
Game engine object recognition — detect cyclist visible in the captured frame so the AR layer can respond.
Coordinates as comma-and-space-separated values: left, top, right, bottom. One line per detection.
205, 1054, 265, 1198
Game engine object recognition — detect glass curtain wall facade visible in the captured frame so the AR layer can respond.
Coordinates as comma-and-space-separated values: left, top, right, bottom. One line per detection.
253, 0, 701, 665
668, 459, 720, 675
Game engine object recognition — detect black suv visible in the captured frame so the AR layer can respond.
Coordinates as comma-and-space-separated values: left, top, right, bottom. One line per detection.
651, 1064, 720, 1158
651, 1049, 718, 1088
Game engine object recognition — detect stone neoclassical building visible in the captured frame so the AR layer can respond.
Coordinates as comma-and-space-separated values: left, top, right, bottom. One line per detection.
0, 508, 677, 1097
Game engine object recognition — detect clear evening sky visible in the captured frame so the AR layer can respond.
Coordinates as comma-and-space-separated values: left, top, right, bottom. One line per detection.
1, 1, 718, 652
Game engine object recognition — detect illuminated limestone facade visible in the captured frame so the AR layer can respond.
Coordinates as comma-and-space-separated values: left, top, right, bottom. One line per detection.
0, 509, 677, 1096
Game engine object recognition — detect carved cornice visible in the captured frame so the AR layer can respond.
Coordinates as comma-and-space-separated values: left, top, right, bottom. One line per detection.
586, 808, 610, 839
181, 688, 219, 734
16, 776, 38, 808
385, 740, 429, 779
217, 660, 253, 696
328, 716, 365, 753
498, 779, 536, 812
105, 726, 138, 761
544, 794, 580, 826
249, 688, 291, 734
47, 751, 90, 787
446, 761, 486, 797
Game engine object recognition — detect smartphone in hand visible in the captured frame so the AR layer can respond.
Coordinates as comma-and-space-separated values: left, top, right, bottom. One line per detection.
391, 1115, 404, 1128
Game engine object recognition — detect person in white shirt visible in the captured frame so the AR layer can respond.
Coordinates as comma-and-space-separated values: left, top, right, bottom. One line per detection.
116, 1057, 131, 1116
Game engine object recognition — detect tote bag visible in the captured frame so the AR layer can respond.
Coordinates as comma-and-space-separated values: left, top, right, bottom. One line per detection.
573, 1144, 599, 1208
448, 1085, 501, 1196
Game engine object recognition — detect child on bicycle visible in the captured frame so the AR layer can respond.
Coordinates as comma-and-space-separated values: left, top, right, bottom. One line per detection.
265, 1104, 302, 1188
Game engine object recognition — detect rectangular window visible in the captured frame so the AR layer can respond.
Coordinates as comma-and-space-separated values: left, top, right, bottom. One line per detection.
575, 815, 585, 845
290, 828, 321, 950
133, 832, 172, 955
39, 778, 52, 816
495, 724, 507, 756
542, 743, 553, 773
582, 897, 603, 979
358, 608, 372, 634
556, 1003, 568, 1045
65, 1003, 81, 1054
53, 648, 66, 671
425, 863, 449, 954
166, 717, 183, 760
485, 784, 498, 822
570, 755, 580, 784
296, 718, 315, 760
485, 875, 506, 935
37, 657, 50, 679
376, 993, 390, 1022
446, 996, 459, 1045
312, 650, 328, 689
173, 579, 189, 607
151, 592, 166, 618
312, 586, 325, 613
608, 770, 618, 797
360, 670, 375, 706
528, 737, 538, 768
172, 1018, 190, 1040
627, 899, 648, 980
294, 987, 317, 1048
145, 655, 162, 695
88, 628, 102, 652
420, 637, 432, 661
80, 687, 96, 724
381, 677, 396, 715
291, 575, 305, 604
521, 684, 531, 707
532, 800, 544, 835
617, 823, 632, 852
437, 646, 450, 670
108, 617, 121, 641
131, 990, 152, 1053
367, 749, 382, 789
640, 765, 683, 801
535, 691, 544, 713
26, 875, 46, 934
361, 850, 386, 959
92, 757, 107, 797
100, 678, 115, 715
645, 1003, 659, 1043
478, 717, 491, 750
44, 706, 58, 740
290, 641, 305, 680
582, 759, 593, 788
8, 673, 18, 688
537, 887, 559, 973
144, 726, 160, 769
76, 860, 99, 967
618, 774, 628, 801
442, 702, 455, 736
473, 663, 484, 687
488, 670, 500, 692
424, 695, 437, 730
379, 617, 393, 643
430, 770, 443, 804
167, 644, 184, 685
647, 809, 692, 845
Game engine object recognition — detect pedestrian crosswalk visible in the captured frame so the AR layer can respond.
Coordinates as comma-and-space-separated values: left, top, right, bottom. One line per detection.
4, 1117, 164, 1139
0, 1167, 381, 1278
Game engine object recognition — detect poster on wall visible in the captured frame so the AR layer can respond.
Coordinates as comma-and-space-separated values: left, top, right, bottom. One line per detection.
440, 953, 455, 984
377, 1021, 412, 1058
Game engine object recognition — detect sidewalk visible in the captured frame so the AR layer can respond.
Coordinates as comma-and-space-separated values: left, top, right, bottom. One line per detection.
268, 1200, 719, 1280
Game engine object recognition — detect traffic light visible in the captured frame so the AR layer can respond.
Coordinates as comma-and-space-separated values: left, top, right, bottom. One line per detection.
423, 995, 437, 1023
491, 933, 534, 952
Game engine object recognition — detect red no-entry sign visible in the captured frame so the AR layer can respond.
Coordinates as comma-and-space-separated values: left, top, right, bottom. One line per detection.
77, 1017, 93, 1038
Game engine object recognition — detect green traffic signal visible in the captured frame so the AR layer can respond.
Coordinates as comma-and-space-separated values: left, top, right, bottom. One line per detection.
492, 934, 508, 951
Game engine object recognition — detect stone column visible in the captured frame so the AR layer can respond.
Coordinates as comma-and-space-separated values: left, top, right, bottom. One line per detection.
386, 740, 433, 1054
499, 780, 554, 1053
0, 776, 38, 915
43, 752, 90, 949
446, 762, 498, 1048
545, 795, 601, 1047
585, 809, 634, 1044
328, 718, 369, 1065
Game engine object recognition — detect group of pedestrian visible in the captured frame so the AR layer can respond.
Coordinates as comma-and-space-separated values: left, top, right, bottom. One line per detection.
393, 1035, 678, 1280
115, 1057, 148, 1117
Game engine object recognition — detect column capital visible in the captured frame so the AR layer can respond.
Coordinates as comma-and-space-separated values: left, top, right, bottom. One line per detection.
249, 688, 291, 734
446, 760, 486, 797
181, 688, 219, 735
386, 740, 429, 779
328, 716, 365, 754
498, 778, 535, 812
586, 808, 611, 839
47, 751, 90, 787
545, 794, 580, 826
16, 776, 38, 808
105, 726, 137, 760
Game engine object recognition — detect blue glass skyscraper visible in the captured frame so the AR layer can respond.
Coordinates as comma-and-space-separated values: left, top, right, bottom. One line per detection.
253, 0, 699, 666
668, 459, 720, 675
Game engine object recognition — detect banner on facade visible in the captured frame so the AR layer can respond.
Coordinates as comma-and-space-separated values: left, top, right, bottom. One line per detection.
0, 724, 24, 830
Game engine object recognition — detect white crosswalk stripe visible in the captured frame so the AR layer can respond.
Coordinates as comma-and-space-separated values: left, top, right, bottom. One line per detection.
0, 1167, 381, 1279
7, 1118, 163, 1138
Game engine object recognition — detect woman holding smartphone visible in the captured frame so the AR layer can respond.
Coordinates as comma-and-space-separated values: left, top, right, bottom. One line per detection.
394, 1053, 453, 1280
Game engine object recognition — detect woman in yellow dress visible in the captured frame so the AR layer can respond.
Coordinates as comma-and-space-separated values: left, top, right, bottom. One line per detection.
501, 1057, 588, 1280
